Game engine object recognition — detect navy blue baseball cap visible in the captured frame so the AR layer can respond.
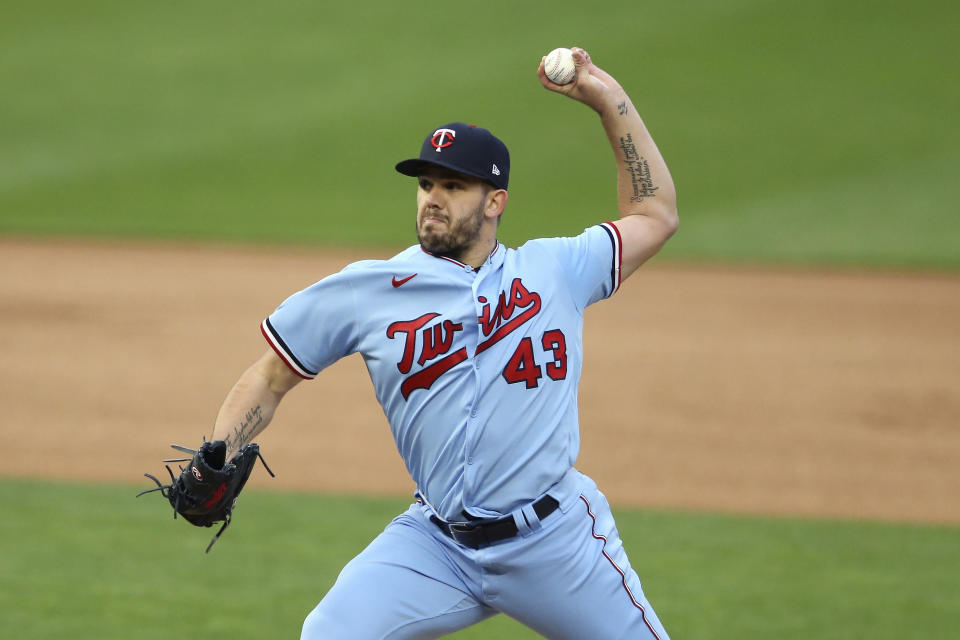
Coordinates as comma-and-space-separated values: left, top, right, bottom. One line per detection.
395, 122, 510, 190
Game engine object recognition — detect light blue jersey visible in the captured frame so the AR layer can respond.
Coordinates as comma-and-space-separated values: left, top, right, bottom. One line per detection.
268, 220, 668, 639
262, 223, 622, 521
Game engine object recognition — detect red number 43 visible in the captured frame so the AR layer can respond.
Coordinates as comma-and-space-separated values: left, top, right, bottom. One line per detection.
502, 329, 568, 389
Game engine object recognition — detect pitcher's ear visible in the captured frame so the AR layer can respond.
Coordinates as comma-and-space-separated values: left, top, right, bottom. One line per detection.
486, 189, 508, 219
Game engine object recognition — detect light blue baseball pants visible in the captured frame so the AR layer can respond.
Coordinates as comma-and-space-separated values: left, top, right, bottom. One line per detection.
301, 471, 670, 639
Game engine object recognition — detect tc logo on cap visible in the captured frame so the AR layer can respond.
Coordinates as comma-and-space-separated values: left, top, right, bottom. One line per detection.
431, 128, 456, 152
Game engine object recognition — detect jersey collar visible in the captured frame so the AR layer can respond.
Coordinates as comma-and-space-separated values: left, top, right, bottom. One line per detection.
420, 242, 502, 273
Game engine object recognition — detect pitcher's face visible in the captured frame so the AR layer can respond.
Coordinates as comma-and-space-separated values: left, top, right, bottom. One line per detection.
416, 170, 489, 258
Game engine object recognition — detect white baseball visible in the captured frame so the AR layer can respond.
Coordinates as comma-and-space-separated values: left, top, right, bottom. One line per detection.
544, 47, 576, 85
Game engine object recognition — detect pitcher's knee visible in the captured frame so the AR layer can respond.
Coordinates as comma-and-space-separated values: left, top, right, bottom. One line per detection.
303, 599, 404, 640
301, 602, 352, 640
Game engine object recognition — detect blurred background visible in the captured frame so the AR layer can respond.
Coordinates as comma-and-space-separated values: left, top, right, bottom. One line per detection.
2, 0, 957, 266
2, 1, 958, 638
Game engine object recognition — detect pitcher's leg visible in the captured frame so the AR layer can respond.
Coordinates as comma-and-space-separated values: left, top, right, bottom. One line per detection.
488, 488, 670, 640
302, 507, 495, 640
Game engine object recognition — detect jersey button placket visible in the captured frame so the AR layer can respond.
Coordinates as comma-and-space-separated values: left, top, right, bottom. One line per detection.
463, 275, 486, 487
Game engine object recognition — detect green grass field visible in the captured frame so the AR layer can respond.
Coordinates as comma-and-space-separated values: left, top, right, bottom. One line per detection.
2, 0, 958, 267
2, 479, 958, 639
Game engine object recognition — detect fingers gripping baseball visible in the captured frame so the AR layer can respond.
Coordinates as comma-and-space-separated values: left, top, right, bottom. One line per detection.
538, 47, 625, 113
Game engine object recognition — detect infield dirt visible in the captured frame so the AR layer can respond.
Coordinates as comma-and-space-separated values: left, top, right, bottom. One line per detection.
2, 238, 958, 523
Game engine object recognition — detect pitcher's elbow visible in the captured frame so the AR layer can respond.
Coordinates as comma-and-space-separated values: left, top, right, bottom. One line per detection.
659, 205, 680, 240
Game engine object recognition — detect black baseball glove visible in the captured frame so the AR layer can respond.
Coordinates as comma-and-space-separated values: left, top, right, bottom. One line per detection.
137, 440, 274, 552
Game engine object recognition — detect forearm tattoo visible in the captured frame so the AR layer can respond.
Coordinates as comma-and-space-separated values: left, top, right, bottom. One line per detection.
619, 133, 658, 202
224, 404, 263, 450
617, 100, 629, 116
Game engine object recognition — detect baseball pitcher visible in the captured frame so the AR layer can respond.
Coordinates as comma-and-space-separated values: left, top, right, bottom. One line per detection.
158, 47, 678, 639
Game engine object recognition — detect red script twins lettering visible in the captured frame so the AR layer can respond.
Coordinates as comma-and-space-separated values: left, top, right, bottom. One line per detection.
386, 278, 542, 399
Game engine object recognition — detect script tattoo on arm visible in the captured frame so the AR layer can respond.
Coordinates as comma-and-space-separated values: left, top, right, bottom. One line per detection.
617, 100, 629, 116
224, 404, 263, 451
619, 133, 659, 202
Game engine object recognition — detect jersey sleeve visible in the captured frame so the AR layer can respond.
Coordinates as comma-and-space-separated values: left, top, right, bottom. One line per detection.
529, 222, 622, 311
260, 270, 360, 379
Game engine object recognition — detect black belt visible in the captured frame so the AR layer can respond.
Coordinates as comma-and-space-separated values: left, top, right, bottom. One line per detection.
430, 495, 559, 549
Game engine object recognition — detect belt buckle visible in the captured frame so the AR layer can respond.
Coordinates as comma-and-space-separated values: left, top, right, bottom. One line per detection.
448, 521, 484, 548
448, 521, 479, 540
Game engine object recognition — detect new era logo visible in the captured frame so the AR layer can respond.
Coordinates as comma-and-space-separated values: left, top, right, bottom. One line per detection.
492, 164, 500, 176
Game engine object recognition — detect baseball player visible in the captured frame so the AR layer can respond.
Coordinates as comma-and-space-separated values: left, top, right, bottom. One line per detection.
207, 47, 677, 638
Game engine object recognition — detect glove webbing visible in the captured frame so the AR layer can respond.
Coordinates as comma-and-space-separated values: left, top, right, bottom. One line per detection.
136, 444, 275, 552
